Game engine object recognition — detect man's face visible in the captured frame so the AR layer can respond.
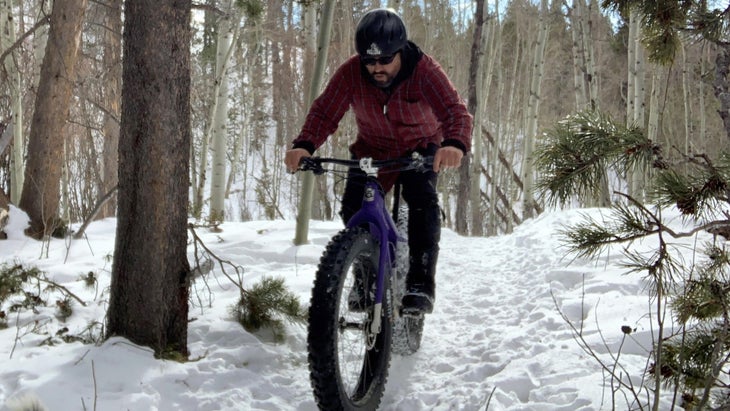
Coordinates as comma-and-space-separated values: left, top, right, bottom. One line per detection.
362, 52, 401, 88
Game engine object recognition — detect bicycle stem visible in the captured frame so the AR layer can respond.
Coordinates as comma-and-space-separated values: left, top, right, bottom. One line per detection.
359, 157, 379, 177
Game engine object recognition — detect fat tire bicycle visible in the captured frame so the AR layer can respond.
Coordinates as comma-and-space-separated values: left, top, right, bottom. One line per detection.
298, 153, 432, 410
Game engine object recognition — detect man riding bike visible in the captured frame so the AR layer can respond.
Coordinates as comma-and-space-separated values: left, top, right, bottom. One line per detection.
285, 8, 473, 315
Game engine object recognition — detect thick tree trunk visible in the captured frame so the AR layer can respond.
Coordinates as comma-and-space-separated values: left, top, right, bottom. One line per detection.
107, 0, 192, 357
19, 0, 88, 238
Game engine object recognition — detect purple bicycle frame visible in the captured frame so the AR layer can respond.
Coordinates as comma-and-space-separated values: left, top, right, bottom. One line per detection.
345, 175, 403, 310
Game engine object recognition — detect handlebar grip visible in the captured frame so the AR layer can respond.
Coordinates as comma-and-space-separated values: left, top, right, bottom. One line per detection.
298, 157, 325, 175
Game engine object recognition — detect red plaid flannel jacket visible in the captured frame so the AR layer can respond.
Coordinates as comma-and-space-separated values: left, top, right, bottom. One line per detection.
292, 52, 473, 162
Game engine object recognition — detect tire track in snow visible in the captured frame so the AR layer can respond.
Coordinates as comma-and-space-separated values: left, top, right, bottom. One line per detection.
382, 215, 602, 410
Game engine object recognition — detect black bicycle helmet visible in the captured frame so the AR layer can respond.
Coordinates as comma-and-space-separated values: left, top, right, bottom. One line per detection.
355, 8, 407, 57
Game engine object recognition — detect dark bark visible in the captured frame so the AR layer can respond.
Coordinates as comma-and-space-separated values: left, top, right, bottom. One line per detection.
106, 0, 192, 357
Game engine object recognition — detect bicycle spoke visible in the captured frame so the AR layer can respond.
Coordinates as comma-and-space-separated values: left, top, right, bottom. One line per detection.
307, 227, 392, 410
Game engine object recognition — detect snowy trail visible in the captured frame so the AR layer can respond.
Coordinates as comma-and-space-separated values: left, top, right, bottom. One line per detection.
1, 206, 700, 410
383, 212, 602, 410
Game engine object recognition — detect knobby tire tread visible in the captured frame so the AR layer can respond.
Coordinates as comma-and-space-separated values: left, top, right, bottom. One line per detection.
308, 227, 392, 411
391, 206, 425, 356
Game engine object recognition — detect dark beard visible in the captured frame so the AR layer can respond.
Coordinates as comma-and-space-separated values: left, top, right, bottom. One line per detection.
371, 72, 394, 88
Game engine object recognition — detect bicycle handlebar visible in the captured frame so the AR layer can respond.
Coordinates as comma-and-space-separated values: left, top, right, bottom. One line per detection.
298, 153, 434, 176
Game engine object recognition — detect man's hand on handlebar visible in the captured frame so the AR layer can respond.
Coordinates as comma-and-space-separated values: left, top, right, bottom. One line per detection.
433, 146, 463, 172
285, 148, 311, 173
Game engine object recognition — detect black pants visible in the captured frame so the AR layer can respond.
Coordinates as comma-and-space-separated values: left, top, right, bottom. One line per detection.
339, 146, 441, 293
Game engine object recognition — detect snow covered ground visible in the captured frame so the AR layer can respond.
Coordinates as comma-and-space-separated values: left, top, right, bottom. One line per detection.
0, 205, 709, 410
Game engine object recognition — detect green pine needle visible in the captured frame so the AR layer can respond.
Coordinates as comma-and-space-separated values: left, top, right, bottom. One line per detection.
535, 110, 658, 207
231, 276, 306, 342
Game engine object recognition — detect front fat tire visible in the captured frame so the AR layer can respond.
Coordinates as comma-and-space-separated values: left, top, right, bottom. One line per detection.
308, 227, 392, 411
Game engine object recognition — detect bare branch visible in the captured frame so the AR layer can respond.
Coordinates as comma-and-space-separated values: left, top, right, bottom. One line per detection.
72, 186, 118, 240
0, 15, 51, 68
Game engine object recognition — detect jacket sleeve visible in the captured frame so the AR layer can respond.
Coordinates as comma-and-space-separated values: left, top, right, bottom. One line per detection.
291, 60, 355, 154
419, 57, 473, 154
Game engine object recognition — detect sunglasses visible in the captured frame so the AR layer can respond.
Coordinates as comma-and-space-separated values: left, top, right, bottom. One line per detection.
361, 53, 397, 66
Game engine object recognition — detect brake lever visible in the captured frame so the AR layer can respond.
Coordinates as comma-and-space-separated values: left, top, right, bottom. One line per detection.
299, 157, 325, 175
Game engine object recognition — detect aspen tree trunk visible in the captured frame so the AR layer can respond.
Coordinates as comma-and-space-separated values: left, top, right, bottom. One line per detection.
481, 14, 499, 235
11, 79, 23, 206
209, 1, 240, 224
461, 0, 488, 237
226, 34, 251, 200
633, 26, 646, 129
1, 0, 24, 204
624, 8, 638, 197
522, 0, 549, 220
584, 0, 598, 109
239, 53, 253, 219
19, 0, 88, 238
294, 0, 335, 245
572, 0, 608, 207
681, 42, 691, 159
504, 24, 522, 221
584, 0, 609, 206
489, 0, 505, 235
699, 47, 707, 148
647, 67, 661, 145
629, 11, 646, 199
626, 8, 636, 123
571, 0, 598, 110
570, 0, 588, 109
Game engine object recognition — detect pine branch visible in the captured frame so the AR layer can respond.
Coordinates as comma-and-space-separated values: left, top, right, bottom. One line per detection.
654, 153, 730, 217
535, 110, 661, 207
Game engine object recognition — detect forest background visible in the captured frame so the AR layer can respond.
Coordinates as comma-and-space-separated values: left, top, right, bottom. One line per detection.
2, 0, 730, 407
2, 0, 727, 240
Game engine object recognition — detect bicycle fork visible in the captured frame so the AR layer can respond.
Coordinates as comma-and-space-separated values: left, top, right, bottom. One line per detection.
346, 179, 402, 346
368, 230, 392, 342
